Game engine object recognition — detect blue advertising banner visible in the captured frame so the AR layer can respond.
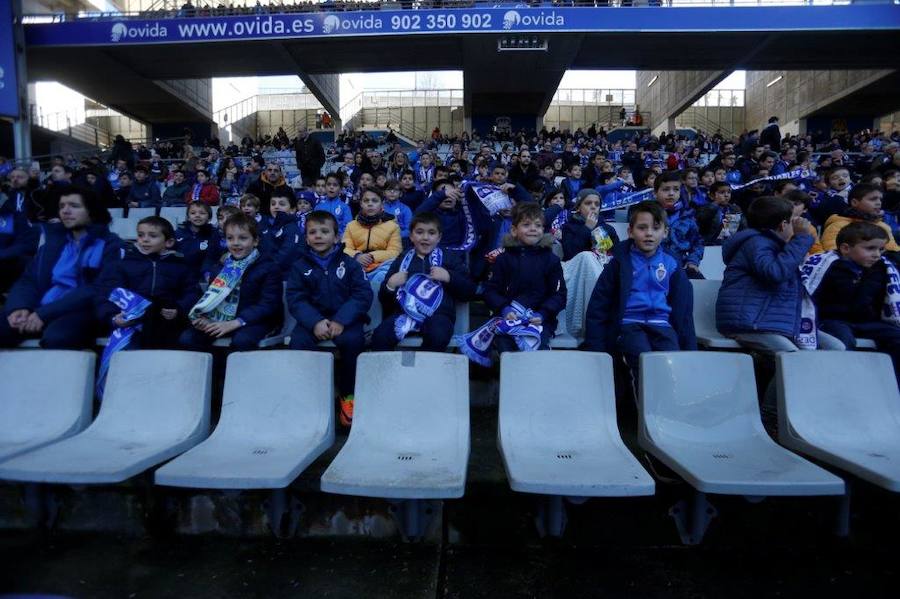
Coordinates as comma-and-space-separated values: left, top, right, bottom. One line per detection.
0, 0, 19, 118
24, 6, 900, 47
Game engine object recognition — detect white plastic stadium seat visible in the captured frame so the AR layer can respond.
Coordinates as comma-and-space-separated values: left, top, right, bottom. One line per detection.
107, 208, 124, 219
0, 351, 212, 484
109, 217, 142, 241
699, 245, 725, 280
691, 279, 740, 349
550, 308, 579, 349
777, 351, 900, 492
0, 351, 95, 462
610, 222, 629, 241
320, 352, 470, 499
127, 207, 156, 220
639, 352, 844, 496
499, 351, 654, 496
155, 351, 334, 489
159, 206, 186, 228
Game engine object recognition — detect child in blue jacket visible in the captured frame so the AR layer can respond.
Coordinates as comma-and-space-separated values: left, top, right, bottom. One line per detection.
286, 210, 374, 427
582, 201, 696, 378
483, 202, 567, 351
654, 171, 705, 279
180, 214, 283, 351
316, 172, 353, 236
383, 180, 414, 245
415, 177, 493, 259
174, 201, 223, 281
96, 216, 200, 348
716, 196, 843, 353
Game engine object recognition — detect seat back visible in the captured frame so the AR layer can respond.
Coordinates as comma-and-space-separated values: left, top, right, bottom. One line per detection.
0, 350, 94, 445
217, 351, 333, 440
351, 352, 469, 454
610, 222, 629, 241
159, 207, 186, 228
691, 279, 723, 340
92, 351, 212, 443
127, 207, 156, 220
639, 352, 763, 446
109, 217, 142, 241
700, 245, 725, 280
108, 208, 124, 219
500, 351, 618, 450
777, 351, 900, 445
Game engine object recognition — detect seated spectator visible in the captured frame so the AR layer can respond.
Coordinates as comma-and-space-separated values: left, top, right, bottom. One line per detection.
371, 212, 475, 352
127, 165, 162, 209
696, 181, 742, 245
316, 172, 352, 236
582, 201, 696, 379
96, 216, 199, 349
654, 171, 704, 279
180, 214, 282, 352
174, 201, 223, 280
246, 162, 292, 207
809, 166, 852, 226
286, 211, 373, 428
162, 170, 190, 207
240, 193, 262, 225
482, 202, 566, 352
0, 187, 121, 349
342, 188, 402, 286
560, 188, 619, 261
399, 169, 426, 211
415, 177, 492, 260
808, 222, 900, 387
382, 179, 413, 244
716, 196, 843, 353
184, 169, 220, 207
784, 190, 823, 255
0, 191, 40, 293
259, 191, 304, 275
821, 183, 900, 252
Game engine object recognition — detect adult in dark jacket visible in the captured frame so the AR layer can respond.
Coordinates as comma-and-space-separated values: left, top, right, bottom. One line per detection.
127, 166, 162, 209
294, 126, 326, 186
759, 117, 782, 151
246, 163, 293, 207
162, 171, 191, 207
0, 187, 121, 348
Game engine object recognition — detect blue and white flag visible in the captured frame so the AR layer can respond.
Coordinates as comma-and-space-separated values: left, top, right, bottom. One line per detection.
393, 249, 444, 341
729, 168, 812, 191
465, 182, 513, 216
601, 187, 655, 212
453, 301, 543, 366
97, 288, 151, 398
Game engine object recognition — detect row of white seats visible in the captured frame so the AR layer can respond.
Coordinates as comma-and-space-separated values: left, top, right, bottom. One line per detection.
1, 349, 897, 503
108, 206, 219, 240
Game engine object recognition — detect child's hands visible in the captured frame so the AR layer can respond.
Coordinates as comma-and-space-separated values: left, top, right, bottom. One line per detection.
160, 308, 178, 320
112, 312, 136, 328
327, 321, 345, 338
529, 316, 543, 325
314, 319, 331, 340
387, 271, 408, 289
7, 309, 30, 330
443, 187, 462, 202
790, 216, 810, 237
192, 317, 211, 331
206, 320, 241, 338
22, 312, 45, 334
429, 266, 450, 283
356, 253, 374, 267
585, 210, 599, 230
500, 183, 516, 194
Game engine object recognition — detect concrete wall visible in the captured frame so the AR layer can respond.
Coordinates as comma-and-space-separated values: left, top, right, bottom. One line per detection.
542, 104, 627, 132
636, 71, 726, 134
745, 70, 894, 136
154, 79, 213, 120
878, 112, 899, 135
676, 106, 745, 138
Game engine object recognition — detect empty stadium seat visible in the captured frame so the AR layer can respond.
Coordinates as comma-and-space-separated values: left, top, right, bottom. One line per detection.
0, 351, 95, 463
127, 207, 156, 220
108, 208, 124, 219
320, 352, 470, 499
610, 222, 629, 240
639, 351, 844, 496
690, 279, 740, 349
159, 206, 186, 228
498, 351, 654, 496
550, 308, 579, 349
776, 351, 900, 492
109, 217, 142, 241
699, 245, 725, 280
0, 351, 212, 484
155, 351, 334, 489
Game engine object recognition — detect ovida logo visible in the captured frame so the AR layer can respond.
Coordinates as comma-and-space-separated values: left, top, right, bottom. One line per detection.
322, 15, 340, 34
321, 13, 382, 34
503, 10, 564, 30
502, 11, 521, 30
110, 21, 169, 42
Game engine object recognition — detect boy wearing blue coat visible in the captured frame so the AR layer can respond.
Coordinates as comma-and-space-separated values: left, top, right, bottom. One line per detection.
286, 210, 374, 427
654, 171, 705, 279
174, 201, 223, 281
716, 196, 843, 352
371, 212, 475, 352
96, 216, 200, 348
0, 187, 121, 349
582, 201, 697, 377
179, 214, 283, 351
259, 191, 304, 275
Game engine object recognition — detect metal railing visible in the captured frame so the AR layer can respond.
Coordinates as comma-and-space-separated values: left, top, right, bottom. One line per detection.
677, 109, 738, 139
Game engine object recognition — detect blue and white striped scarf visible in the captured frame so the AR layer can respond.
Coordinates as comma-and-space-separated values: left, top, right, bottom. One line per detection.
394, 248, 444, 341
96, 288, 151, 398
454, 301, 543, 367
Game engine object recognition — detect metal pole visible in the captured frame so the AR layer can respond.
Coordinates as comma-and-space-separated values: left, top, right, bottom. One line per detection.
11, 0, 31, 162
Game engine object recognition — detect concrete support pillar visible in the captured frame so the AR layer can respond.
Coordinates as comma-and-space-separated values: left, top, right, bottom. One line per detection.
299, 73, 340, 124
332, 118, 343, 140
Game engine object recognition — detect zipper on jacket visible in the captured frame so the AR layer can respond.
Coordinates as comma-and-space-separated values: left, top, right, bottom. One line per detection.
150, 260, 158, 297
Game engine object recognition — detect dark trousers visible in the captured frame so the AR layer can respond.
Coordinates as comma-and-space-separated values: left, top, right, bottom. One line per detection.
370, 313, 454, 352
494, 327, 554, 353
289, 321, 365, 396
179, 322, 272, 352
0, 310, 98, 349
820, 319, 900, 387
619, 322, 680, 376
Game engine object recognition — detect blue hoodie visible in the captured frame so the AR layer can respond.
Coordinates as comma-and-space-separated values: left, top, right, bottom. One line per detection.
383, 199, 414, 239
315, 196, 352, 236
716, 227, 813, 337
582, 240, 696, 353
663, 204, 705, 268
174, 222, 223, 279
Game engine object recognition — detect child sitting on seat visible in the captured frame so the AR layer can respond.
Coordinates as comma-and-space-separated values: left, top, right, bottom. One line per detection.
560, 188, 619, 261
716, 196, 843, 352
342, 188, 402, 287
287, 211, 373, 427
371, 212, 475, 352
821, 183, 900, 252
654, 171, 704, 279
179, 214, 283, 351
96, 216, 200, 348
174, 201, 223, 281
316, 172, 353, 236
482, 202, 566, 352
259, 191, 304, 275
810, 222, 900, 387
240, 193, 262, 225
582, 201, 696, 378
382, 179, 414, 245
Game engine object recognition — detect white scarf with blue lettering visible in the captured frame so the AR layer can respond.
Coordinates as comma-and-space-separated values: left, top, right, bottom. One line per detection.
393, 248, 444, 341
97, 288, 151, 398
454, 301, 543, 367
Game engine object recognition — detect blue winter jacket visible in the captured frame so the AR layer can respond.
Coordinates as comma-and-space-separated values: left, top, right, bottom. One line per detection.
663, 204, 705, 268
5, 223, 122, 321
716, 228, 813, 337
259, 211, 304, 275
0, 204, 39, 261
383, 199, 414, 239
174, 222, 223, 279
207, 253, 284, 331
483, 234, 567, 333
315, 196, 352, 236
285, 244, 373, 329
415, 189, 493, 252
582, 240, 696, 353
378, 249, 475, 322
94, 244, 200, 326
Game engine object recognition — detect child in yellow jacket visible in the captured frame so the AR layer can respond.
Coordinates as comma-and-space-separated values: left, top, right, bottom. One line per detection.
343, 188, 403, 286
821, 184, 900, 252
